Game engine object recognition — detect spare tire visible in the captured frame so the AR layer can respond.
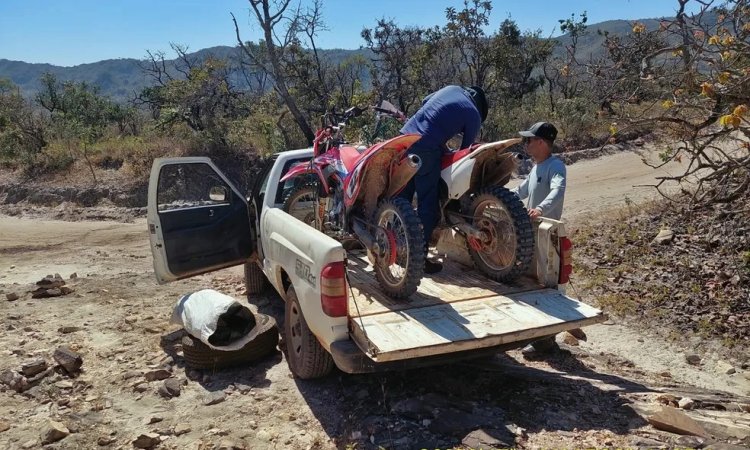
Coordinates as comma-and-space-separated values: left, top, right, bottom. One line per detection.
181, 313, 279, 370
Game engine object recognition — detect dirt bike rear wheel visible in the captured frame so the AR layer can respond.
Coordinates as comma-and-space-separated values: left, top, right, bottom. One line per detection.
467, 186, 534, 283
372, 197, 425, 299
282, 183, 323, 231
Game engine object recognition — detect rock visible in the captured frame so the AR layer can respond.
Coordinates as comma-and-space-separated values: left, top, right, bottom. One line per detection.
462, 429, 514, 448
674, 435, 707, 448
144, 369, 171, 382
648, 406, 708, 437
122, 370, 141, 380
652, 228, 675, 245
5, 292, 19, 301
204, 391, 227, 406
58, 326, 82, 334
36, 274, 65, 288
678, 397, 696, 410
97, 435, 115, 446
686, 354, 702, 365
21, 359, 48, 377
0, 420, 10, 432
715, 361, 736, 375
630, 436, 668, 448
256, 429, 272, 441
21, 439, 37, 449
218, 439, 245, 450
133, 382, 149, 393
54, 346, 83, 374
41, 420, 70, 444
27, 367, 54, 386
567, 327, 587, 341
235, 383, 252, 394
173, 424, 191, 436
1, 369, 29, 392
562, 332, 580, 346
132, 432, 161, 448
159, 378, 181, 398
55, 380, 74, 389
704, 444, 750, 450
70, 273, 78, 279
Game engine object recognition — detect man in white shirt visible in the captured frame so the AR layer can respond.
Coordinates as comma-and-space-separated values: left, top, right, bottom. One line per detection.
512, 122, 566, 220
512, 122, 568, 358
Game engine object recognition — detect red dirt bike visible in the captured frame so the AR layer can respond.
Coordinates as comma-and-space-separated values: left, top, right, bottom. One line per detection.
280, 105, 425, 299
433, 137, 534, 282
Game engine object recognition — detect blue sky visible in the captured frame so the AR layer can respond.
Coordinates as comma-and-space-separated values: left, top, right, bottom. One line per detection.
0, 0, 698, 67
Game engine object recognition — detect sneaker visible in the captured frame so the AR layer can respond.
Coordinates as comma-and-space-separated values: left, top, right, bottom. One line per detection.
521, 336, 559, 359
424, 259, 443, 274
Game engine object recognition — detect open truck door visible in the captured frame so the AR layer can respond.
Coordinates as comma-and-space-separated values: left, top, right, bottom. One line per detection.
147, 157, 256, 283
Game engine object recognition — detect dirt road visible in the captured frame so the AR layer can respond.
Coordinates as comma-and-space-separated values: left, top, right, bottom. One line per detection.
1, 149, 748, 449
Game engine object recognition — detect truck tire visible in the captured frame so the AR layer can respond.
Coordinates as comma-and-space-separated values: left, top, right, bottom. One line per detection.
467, 186, 534, 283
244, 262, 268, 296
181, 313, 279, 370
284, 286, 334, 379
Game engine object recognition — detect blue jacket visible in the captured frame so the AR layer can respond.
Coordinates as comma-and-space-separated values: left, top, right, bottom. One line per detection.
401, 85, 481, 152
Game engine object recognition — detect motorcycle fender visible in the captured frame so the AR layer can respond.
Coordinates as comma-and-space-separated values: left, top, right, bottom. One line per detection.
280, 163, 314, 183
441, 157, 475, 199
280, 164, 330, 194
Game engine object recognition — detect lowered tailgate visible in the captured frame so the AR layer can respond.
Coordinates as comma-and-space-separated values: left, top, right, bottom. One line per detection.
346, 256, 605, 362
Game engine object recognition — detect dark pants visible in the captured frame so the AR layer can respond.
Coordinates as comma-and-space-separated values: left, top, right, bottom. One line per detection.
398, 144, 442, 254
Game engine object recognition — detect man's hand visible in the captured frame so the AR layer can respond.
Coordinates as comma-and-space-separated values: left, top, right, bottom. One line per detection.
528, 208, 542, 219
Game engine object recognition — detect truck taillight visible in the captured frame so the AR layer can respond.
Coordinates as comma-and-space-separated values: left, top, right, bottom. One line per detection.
321, 262, 347, 317
559, 237, 573, 285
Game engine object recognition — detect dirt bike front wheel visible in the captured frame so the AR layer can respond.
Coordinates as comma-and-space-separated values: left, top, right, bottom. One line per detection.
467, 186, 534, 283
281, 183, 324, 231
372, 197, 425, 299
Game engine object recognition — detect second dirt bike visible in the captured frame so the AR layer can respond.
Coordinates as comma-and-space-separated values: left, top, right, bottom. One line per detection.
280, 105, 425, 299
433, 137, 535, 282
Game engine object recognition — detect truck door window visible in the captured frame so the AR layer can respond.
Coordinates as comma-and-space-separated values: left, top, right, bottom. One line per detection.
157, 163, 232, 212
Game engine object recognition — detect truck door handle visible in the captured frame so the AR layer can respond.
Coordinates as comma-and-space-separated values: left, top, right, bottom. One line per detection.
209, 209, 214, 217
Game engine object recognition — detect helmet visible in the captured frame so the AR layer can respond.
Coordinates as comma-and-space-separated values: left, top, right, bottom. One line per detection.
467, 85, 488, 123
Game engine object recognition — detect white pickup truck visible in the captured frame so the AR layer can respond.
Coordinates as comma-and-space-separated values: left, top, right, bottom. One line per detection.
147, 149, 605, 379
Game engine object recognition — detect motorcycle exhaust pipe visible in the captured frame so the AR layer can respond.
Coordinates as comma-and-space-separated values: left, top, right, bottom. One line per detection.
386, 154, 421, 198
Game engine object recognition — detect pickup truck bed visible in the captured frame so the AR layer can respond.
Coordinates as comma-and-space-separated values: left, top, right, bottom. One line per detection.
346, 252, 603, 362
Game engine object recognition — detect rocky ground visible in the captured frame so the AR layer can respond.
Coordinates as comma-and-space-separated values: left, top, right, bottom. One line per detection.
1, 144, 749, 449
574, 200, 750, 363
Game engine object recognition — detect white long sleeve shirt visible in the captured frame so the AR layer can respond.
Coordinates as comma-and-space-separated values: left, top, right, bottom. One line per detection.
511, 155, 566, 220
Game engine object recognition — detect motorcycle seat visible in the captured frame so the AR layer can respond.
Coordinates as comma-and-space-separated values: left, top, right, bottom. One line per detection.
339, 145, 362, 172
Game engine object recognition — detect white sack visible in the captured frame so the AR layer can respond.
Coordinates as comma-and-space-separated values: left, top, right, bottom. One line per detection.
170, 289, 260, 351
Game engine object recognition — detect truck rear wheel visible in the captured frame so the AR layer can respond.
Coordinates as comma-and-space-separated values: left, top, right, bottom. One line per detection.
244, 262, 268, 296
284, 286, 334, 379
467, 186, 534, 283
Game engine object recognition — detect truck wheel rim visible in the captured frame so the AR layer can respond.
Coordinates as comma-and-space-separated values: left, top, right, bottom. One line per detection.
289, 302, 303, 360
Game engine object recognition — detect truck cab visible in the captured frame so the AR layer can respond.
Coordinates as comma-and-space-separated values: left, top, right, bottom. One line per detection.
147, 150, 605, 379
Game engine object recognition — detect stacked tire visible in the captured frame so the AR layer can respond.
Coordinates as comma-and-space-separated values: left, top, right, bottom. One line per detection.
181, 313, 279, 370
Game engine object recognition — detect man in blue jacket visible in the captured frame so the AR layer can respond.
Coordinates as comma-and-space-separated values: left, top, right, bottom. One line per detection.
400, 85, 488, 274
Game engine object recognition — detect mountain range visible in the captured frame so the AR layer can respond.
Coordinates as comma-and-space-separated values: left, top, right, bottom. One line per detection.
0, 15, 707, 102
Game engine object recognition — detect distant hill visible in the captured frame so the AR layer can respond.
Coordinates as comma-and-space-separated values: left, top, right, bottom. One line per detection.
0, 12, 717, 102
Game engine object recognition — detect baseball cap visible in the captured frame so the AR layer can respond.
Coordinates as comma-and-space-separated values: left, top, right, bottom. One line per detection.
519, 122, 558, 142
